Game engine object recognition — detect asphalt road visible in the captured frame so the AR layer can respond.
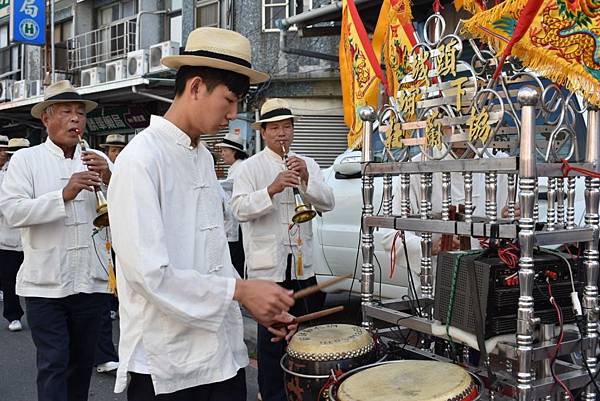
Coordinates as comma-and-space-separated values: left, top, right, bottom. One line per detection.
0, 293, 360, 401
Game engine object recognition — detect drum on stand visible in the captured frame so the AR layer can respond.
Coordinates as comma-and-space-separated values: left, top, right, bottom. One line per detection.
328, 360, 482, 401
281, 324, 381, 401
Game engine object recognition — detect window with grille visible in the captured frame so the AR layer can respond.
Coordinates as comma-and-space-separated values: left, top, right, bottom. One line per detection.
196, 0, 220, 28
262, 0, 312, 32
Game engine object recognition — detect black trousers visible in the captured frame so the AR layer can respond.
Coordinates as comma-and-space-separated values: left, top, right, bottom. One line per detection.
26, 293, 105, 401
127, 369, 246, 401
228, 227, 245, 278
257, 262, 326, 401
94, 293, 119, 365
0, 249, 24, 322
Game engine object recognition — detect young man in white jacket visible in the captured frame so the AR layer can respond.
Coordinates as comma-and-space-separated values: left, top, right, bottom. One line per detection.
108, 28, 297, 401
232, 98, 335, 401
0, 80, 112, 401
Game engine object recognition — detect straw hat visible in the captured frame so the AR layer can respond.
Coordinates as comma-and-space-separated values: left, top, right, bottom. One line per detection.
0, 135, 8, 148
31, 80, 97, 119
215, 132, 246, 154
161, 27, 269, 84
6, 138, 30, 154
251, 98, 297, 130
99, 134, 127, 149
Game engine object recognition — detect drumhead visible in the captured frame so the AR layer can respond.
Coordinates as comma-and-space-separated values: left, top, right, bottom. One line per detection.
287, 324, 374, 361
336, 361, 475, 401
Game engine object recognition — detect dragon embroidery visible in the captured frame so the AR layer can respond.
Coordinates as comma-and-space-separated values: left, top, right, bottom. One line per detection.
530, 2, 600, 77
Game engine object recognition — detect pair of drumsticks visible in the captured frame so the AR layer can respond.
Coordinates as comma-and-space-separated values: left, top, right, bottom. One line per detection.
271, 274, 351, 329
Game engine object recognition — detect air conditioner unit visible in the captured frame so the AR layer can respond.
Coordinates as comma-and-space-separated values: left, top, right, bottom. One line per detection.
127, 49, 148, 78
81, 66, 106, 87
29, 80, 43, 97
149, 41, 180, 73
12, 80, 27, 101
105, 59, 127, 82
0, 80, 14, 102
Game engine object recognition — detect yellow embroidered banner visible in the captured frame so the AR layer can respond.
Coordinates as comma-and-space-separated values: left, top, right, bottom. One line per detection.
340, 0, 390, 148
464, 0, 600, 106
384, 0, 415, 97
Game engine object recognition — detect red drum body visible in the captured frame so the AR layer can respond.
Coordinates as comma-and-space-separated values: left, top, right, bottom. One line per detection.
329, 360, 482, 401
281, 324, 379, 401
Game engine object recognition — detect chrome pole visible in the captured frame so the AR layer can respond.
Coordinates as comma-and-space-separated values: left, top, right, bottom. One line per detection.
400, 173, 410, 218
582, 104, 600, 401
507, 173, 517, 221
359, 106, 376, 330
547, 178, 556, 231
486, 171, 498, 224
442, 172, 451, 221
464, 172, 474, 223
516, 86, 540, 401
556, 177, 565, 228
566, 176, 576, 230
383, 174, 393, 216
420, 169, 433, 315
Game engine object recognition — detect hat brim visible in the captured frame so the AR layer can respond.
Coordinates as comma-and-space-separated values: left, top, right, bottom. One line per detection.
215, 142, 247, 154
161, 55, 269, 84
99, 143, 127, 149
7, 146, 28, 154
251, 115, 297, 130
31, 99, 98, 119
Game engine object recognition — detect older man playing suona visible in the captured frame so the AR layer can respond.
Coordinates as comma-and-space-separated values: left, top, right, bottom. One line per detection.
0, 80, 112, 401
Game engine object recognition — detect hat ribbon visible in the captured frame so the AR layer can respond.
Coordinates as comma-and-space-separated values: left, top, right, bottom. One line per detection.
260, 108, 292, 120
181, 49, 251, 69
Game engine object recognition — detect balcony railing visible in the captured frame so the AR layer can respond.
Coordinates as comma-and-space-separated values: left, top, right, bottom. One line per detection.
67, 18, 137, 70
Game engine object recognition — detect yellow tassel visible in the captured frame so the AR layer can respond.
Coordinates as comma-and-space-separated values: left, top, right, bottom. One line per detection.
296, 253, 304, 277
106, 240, 118, 296
108, 260, 118, 296
296, 238, 304, 277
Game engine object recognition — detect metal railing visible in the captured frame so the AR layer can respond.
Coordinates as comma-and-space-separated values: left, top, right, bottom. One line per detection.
0, 45, 21, 78
67, 18, 137, 70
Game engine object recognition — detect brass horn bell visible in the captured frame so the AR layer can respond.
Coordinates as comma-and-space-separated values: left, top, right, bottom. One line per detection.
282, 143, 316, 224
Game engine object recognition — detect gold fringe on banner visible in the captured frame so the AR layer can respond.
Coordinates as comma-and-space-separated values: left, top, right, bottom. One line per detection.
463, 0, 600, 106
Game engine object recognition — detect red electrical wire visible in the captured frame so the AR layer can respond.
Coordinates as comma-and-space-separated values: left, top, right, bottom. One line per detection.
561, 159, 600, 179
547, 281, 574, 400
499, 242, 520, 269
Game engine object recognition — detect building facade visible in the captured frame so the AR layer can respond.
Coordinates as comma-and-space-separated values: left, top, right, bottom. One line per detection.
0, 0, 373, 174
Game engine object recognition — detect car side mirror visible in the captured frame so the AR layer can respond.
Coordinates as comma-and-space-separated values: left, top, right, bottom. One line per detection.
333, 154, 362, 177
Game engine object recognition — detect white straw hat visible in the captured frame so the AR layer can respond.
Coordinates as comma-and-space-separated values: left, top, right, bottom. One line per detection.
215, 132, 246, 154
6, 138, 30, 154
31, 80, 97, 119
161, 27, 269, 84
99, 134, 127, 148
251, 98, 297, 130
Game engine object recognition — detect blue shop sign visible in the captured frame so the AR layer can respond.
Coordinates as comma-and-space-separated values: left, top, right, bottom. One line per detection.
10, 0, 45, 46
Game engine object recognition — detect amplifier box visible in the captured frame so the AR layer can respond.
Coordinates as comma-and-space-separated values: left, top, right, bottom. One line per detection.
434, 251, 582, 338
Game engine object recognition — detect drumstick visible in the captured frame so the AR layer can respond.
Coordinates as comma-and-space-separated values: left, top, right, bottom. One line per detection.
293, 274, 352, 300
271, 306, 345, 329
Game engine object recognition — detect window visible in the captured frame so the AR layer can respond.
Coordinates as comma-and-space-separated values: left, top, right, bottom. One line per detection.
54, 19, 73, 44
0, 24, 7, 48
262, 0, 312, 32
167, 0, 183, 10
196, 0, 220, 28
170, 15, 182, 44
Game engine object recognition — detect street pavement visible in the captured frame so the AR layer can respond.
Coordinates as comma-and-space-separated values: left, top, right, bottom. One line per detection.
0, 293, 359, 401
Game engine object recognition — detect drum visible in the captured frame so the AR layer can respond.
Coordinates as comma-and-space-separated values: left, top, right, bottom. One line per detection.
281, 324, 380, 401
329, 360, 481, 401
